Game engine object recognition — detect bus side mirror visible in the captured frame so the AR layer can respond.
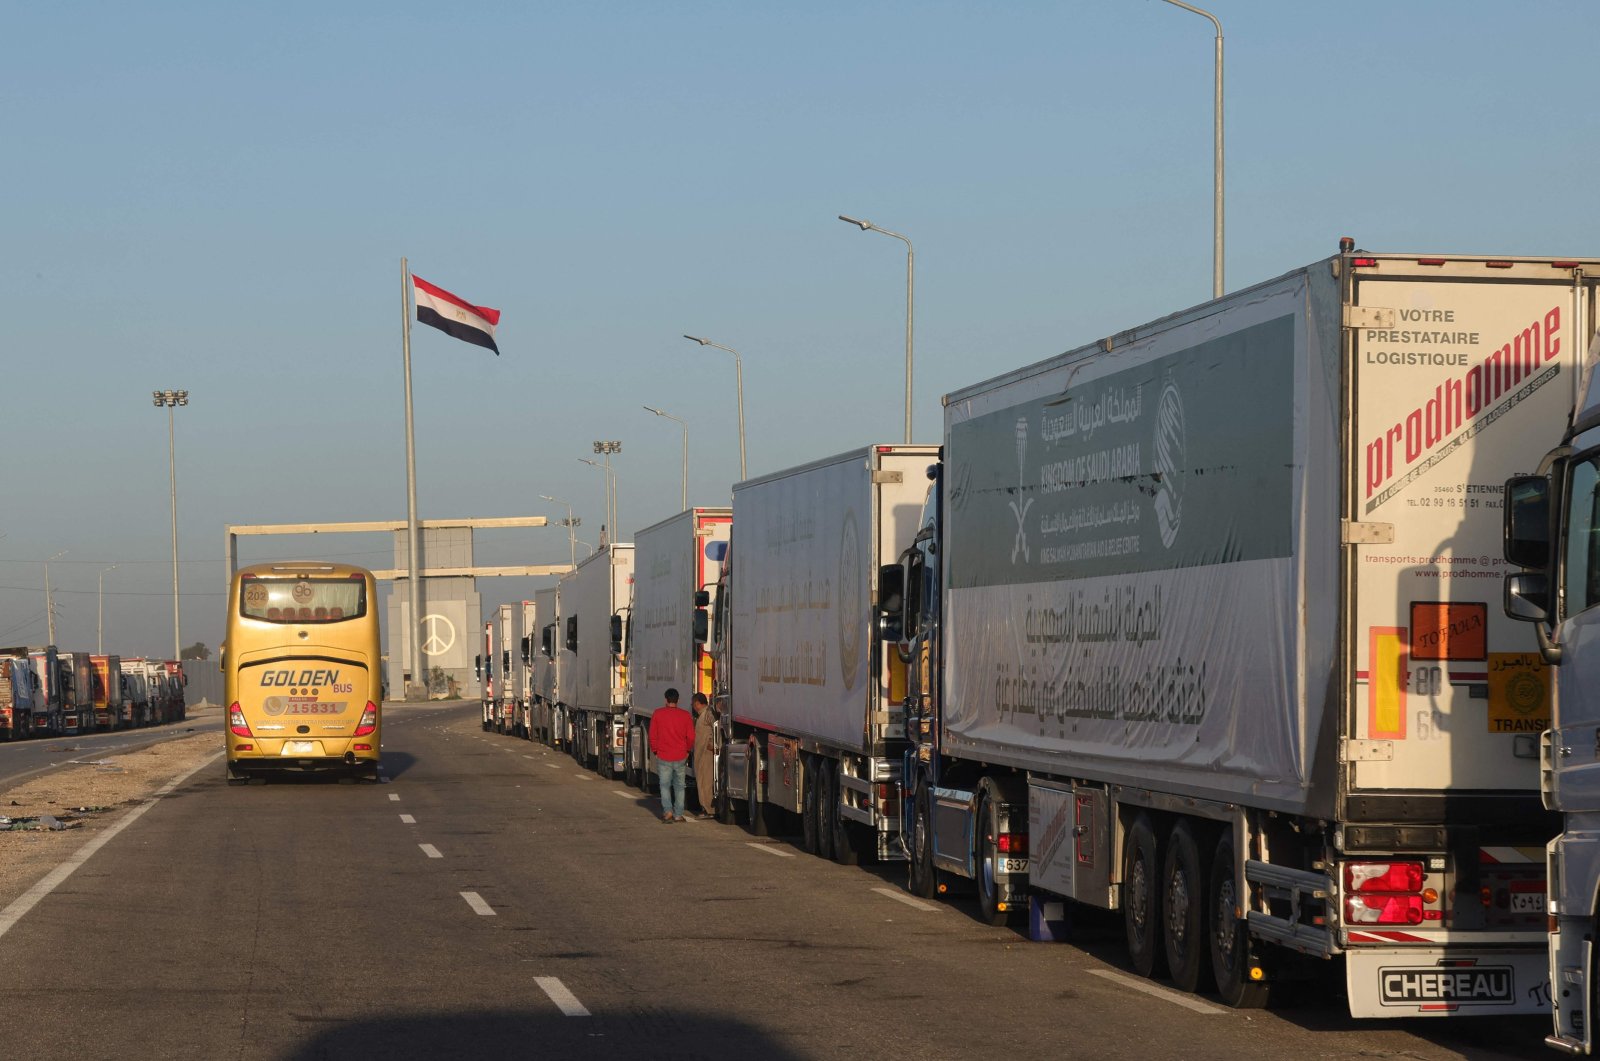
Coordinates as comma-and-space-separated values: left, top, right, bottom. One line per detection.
610, 614, 624, 655
692, 609, 709, 644
1504, 475, 1552, 570
876, 563, 904, 643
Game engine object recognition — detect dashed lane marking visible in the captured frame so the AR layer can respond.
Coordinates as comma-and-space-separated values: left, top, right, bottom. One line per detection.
871, 887, 937, 912
461, 891, 495, 916
544, 764, 562, 770
388, 794, 400, 801
419, 844, 443, 859
574, 775, 592, 782
399, 814, 416, 824
1086, 969, 1225, 1015
610, 790, 633, 798
535, 976, 591, 1017
747, 843, 794, 858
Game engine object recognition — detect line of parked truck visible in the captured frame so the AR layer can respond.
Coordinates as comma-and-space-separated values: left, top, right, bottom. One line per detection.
477, 241, 1600, 1047
0, 647, 187, 740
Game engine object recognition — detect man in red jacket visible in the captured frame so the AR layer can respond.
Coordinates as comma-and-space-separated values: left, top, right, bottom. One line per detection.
649, 688, 695, 822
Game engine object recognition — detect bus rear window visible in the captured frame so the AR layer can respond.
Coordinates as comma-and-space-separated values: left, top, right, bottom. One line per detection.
240, 578, 366, 624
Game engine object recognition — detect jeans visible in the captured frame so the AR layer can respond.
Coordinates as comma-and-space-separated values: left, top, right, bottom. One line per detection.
658, 758, 688, 818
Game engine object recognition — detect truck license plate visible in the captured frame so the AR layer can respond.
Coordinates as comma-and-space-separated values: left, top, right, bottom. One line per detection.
1000, 858, 1029, 874
1510, 883, 1546, 914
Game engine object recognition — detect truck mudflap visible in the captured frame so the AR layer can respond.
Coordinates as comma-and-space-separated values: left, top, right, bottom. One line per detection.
1344, 947, 1550, 1017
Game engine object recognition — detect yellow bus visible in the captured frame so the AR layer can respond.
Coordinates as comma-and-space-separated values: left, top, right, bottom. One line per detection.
222, 562, 382, 783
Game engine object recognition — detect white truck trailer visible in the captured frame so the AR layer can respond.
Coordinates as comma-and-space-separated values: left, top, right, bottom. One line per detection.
876, 242, 1579, 1017
531, 585, 562, 746
623, 507, 731, 793
714, 444, 937, 862
560, 544, 634, 777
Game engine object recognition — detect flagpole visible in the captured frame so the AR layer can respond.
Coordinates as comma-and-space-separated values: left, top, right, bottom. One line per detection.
402, 256, 424, 701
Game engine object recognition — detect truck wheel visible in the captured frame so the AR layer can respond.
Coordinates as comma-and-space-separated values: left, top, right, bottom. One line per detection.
1163, 820, 1213, 994
830, 762, 860, 867
1209, 833, 1268, 1008
908, 782, 938, 899
744, 750, 769, 837
975, 789, 1010, 927
597, 733, 614, 779
1123, 813, 1167, 979
801, 756, 821, 855
816, 760, 837, 861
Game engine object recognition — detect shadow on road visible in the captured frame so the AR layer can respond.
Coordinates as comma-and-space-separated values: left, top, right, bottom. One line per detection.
278, 1006, 805, 1060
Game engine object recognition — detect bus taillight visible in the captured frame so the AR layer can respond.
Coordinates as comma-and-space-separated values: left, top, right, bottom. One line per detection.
354, 702, 378, 737
228, 702, 252, 737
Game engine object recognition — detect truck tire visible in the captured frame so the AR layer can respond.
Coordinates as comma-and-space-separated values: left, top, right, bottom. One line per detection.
816, 760, 837, 861
744, 750, 769, 837
1124, 813, 1166, 979
829, 762, 860, 867
597, 731, 614, 779
801, 755, 821, 855
975, 789, 1010, 926
1209, 833, 1268, 1008
908, 781, 938, 899
1163, 820, 1213, 994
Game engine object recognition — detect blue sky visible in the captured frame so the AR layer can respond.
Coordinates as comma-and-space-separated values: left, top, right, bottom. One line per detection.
4, 0, 1596, 655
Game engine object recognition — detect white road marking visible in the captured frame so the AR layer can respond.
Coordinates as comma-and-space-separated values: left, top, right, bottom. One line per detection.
388, 794, 400, 801
747, 843, 794, 858
419, 844, 442, 859
574, 775, 592, 782
544, 763, 562, 770
399, 814, 416, 824
461, 891, 495, 916
523, 755, 534, 759
0, 753, 220, 943
1086, 969, 1226, 1015
871, 887, 937, 911
535, 976, 591, 1017
610, 790, 633, 798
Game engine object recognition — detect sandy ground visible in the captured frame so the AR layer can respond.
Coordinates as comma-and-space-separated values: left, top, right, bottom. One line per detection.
0, 731, 220, 907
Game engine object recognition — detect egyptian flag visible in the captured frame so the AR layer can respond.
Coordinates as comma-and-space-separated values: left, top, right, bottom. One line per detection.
413, 275, 501, 354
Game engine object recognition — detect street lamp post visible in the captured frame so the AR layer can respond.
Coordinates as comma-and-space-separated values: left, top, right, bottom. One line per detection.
98, 564, 119, 654
591, 440, 621, 540
44, 549, 66, 645
578, 457, 617, 547
1156, 0, 1224, 299
838, 215, 914, 443
152, 389, 188, 660
643, 405, 688, 511
682, 336, 746, 480
540, 494, 579, 569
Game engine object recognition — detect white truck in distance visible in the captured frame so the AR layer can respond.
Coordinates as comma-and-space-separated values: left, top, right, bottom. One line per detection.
876, 243, 1578, 1018
530, 585, 561, 746
711, 444, 937, 862
623, 508, 730, 793
560, 544, 634, 777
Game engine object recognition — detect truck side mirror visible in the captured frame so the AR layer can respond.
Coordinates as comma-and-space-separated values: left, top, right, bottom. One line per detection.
876, 563, 904, 642
520, 636, 531, 665
693, 589, 710, 608
566, 617, 579, 653
502, 650, 511, 673
692, 608, 709, 644
474, 655, 482, 679
610, 614, 624, 655
1505, 571, 1550, 623
1504, 474, 1552, 569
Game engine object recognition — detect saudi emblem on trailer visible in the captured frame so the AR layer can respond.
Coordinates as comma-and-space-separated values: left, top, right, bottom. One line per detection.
1153, 377, 1187, 549
1009, 417, 1033, 564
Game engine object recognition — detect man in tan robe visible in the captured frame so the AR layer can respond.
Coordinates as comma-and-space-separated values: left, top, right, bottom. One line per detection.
692, 692, 716, 816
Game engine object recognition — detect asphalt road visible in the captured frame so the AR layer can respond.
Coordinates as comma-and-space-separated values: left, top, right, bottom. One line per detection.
0, 702, 1556, 1060
0, 708, 220, 789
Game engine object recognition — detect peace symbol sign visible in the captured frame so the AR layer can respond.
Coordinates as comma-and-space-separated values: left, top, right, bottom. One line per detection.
420, 613, 456, 656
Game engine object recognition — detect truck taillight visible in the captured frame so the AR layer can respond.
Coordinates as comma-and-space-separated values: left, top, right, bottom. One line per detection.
354, 702, 378, 737
997, 833, 1027, 856
1346, 894, 1424, 925
228, 702, 252, 737
1345, 861, 1424, 893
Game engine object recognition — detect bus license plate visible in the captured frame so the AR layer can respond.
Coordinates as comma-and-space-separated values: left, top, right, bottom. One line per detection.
282, 741, 316, 755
